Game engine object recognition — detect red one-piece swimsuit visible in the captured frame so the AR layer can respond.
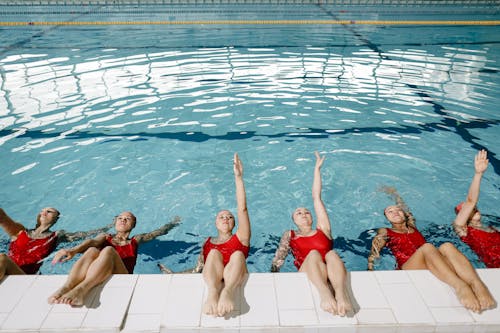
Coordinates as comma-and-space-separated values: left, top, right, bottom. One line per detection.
289, 229, 333, 270
385, 227, 426, 269
103, 235, 138, 274
8, 230, 58, 274
460, 226, 500, 268
202, 234, 249, 266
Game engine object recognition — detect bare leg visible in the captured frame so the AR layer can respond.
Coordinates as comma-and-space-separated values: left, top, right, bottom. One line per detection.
0, 253, 25, 281
300, 250, 337, 314
439, 243, 495, 311
48, 247, 100, 304
325, 250, 352, 316
54, 247, 128, 306
217, 251, 247, 317
403, 243, 480, 312
202, 250, 224, 316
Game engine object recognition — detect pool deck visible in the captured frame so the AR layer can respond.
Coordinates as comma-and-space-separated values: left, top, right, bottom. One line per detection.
1, 269, 499, 333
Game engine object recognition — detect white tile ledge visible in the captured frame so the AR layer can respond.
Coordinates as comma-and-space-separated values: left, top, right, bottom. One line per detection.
0, 268, 498, 332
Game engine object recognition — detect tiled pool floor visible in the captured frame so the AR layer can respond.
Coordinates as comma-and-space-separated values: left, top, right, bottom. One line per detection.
1, 269, 499, 333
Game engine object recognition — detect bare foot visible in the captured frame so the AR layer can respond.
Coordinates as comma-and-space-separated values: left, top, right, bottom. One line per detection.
455, 284, 481, 313
320, 293, 338, 315
57, 286, 86, 306
203, 288, 220, 316
217, 287, 236, 317
48, 285, 71, 304
334, 289, 352, 317
471, 280, 496, 311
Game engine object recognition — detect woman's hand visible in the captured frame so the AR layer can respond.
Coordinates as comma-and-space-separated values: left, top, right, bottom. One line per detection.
474, 149, 489, 174
51, 248, 75, 264
233, 153, 243, 177
314, 151, 325, 170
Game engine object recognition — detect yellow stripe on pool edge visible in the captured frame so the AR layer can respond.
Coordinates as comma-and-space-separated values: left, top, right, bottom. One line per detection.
1, 20, 500, 26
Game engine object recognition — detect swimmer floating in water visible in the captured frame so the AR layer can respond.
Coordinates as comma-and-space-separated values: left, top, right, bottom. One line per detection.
48, 212, 180, 306
0, 207, 112, 280
369, 186, 495, 313
453, 149, 500, 268
270, 152, 352, 316
159, 153, 251, 318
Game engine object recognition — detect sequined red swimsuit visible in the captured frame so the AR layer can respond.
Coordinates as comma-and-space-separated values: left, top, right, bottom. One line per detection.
460, 226, 500, 268
289, 229, 333, 270
385, 227, 426, 269
202, 234, 249, 266
8, 230, 58, 274
103, 235, 138, 274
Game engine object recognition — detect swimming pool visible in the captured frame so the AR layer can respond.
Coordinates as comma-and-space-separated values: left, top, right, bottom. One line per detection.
0, 1, 499, 274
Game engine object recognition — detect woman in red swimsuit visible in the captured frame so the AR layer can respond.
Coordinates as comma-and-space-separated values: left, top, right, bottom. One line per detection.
158, 153, 251, 318
369, 186, 495, 313
0, 207, 112, 280
48, 211, 180, 306
271, 152, 352, 317
453, 149, 500, 268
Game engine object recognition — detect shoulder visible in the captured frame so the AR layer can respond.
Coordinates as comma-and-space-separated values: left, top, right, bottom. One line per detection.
376, 228, 388, 237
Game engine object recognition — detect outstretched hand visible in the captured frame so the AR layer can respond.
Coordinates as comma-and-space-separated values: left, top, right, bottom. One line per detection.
51, 248, 75, 264
474, 149, 489, 174
314, 151, 325, 169
233, 153, 243, 177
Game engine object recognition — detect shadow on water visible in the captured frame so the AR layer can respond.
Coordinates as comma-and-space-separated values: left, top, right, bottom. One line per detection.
139, 239, 200, 261
2, 113, 500, 178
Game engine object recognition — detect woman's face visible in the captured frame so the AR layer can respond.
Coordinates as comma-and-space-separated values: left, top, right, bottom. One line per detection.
384, 205, 406, 225
114, 211, 136, 232
215, 210, 235, 233
292, 207, 313, 228
37, 207, 60, 228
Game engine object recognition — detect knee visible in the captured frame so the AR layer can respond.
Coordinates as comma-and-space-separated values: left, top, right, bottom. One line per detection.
205, 250, 223, 264
228, 250, 246, 264
438, 242, 458, 254
325, 250, 339, 261
420, 243, 437, 253
305, 250, 323, 261
99, 246, 118, 258
82, 247, 100, 258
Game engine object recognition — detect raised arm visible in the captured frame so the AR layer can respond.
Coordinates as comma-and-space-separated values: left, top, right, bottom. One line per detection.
52, 233, 108, 264
271, 231, 291, 272
134, 216, 181, 244
367, 228, 388, 270
453, 150, 488, 236
234, 153, 251, 246
0, 208, 26, 239
58, 222, 115, 243
380, 186, 416, 228
312, 151, 331, 238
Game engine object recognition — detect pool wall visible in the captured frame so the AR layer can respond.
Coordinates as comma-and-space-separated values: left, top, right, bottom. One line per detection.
1, 269, 499, 332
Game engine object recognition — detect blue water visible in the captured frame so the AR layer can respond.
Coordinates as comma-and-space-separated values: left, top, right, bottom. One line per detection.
0, 4, 499, 274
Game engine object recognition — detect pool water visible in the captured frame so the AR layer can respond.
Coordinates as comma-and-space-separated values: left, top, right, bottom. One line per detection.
0, 3, 499, 274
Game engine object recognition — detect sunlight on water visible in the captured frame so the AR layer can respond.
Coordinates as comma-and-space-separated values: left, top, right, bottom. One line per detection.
0, 4, 499, 273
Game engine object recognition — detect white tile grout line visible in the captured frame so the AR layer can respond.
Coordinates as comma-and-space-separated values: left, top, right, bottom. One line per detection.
119, 275, 140, 332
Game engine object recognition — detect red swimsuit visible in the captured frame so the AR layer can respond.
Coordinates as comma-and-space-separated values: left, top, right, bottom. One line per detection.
385, 227, 426, 269
460, 226, 500, 268
103, 235, 138, 274
289, 229, 333, 269
202, 234, 249, 266
8, 230, 58, 274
